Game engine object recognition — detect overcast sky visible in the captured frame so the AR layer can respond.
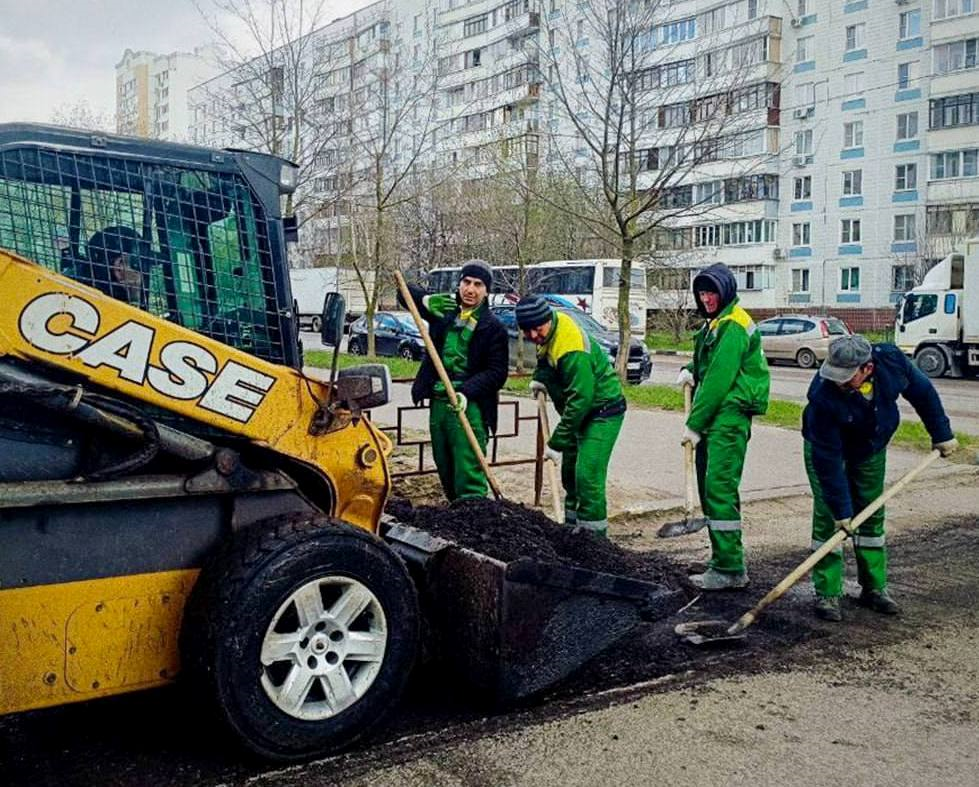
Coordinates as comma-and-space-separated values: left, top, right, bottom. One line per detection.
0, 0, 370, 125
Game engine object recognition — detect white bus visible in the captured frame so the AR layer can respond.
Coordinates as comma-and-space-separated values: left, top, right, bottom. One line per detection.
426, 259, 647, 334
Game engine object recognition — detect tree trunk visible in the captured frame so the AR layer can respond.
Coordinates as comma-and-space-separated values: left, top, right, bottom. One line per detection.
367, 206, 384, 358
614, 236, 634, 382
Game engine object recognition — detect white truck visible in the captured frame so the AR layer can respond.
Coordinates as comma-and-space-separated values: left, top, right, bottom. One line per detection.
895, 237, 979, 378
289, 267, 368, 331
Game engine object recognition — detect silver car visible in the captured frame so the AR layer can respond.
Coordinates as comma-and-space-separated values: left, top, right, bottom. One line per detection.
757, 315, 851, 368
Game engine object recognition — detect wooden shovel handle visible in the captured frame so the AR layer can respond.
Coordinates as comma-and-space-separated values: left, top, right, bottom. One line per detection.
536, 390, 563, 522
683, 383, 695, 516
727, 449, 941, 635
394, 271, 503, 500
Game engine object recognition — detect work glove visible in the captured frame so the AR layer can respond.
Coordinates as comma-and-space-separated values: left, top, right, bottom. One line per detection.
680, 427, 701, 448
933, 438, 959, 457
834, 518, 854, 534
411, 380, 426, 407
529, 380, 548, 397
451, 392, 468, 414
675, 368, 695, 388
544, 446, 562, 465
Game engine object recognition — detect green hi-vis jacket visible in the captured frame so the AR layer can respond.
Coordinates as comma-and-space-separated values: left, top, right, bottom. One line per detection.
533, 311, 623, 451
685, 297, 770, 433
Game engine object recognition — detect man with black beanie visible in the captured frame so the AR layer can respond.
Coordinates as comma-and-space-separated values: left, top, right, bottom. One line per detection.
399, 260, 508, 500
517, 295, 625, 537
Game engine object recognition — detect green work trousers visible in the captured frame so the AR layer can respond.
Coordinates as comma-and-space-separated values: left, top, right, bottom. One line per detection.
804, 442, 887, 598
430, 396, 489, 502
695, 407, 752, 574
559, 413, 623, 535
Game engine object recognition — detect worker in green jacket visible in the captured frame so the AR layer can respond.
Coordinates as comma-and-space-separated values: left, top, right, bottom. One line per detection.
400, 260, 509, 501
675, 263, 770, 590
516, 296, 626, 537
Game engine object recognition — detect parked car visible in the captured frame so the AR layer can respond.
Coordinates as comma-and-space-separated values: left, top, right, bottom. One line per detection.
347, 311, 426, 360
757, 314, 851, 368
492, 305, 652, 384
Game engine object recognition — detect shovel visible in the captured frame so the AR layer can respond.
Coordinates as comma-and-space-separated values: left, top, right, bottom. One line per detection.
394, 271, 504, 500
535, 389, 563, 523
676, 448, 942, 647
657, 382, 709, 538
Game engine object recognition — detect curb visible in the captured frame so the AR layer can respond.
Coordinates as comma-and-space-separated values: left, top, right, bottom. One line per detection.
649, 349, 694, 357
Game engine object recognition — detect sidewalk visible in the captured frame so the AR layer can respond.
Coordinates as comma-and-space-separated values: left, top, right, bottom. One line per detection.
311, 372, 942, 517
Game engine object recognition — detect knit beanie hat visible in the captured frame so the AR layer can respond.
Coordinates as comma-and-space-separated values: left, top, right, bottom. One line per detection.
459, 259, 493, 289
515, 295, 553, 330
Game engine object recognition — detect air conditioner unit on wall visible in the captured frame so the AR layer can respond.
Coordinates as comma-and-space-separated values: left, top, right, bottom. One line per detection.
790, 17, 802, 27
793, 155, 811, 167
773, 247, 785, 260
793, 106, 814, 119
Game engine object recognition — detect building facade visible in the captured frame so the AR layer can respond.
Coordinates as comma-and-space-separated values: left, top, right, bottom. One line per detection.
116, 48, 217, 141
170, 0, 979, 324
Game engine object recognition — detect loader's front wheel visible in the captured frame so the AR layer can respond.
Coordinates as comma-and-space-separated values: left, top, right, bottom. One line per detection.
182, 514, 419, 762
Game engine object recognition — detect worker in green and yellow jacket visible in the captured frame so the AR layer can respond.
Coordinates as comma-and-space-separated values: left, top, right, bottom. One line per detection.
516, 296, 626, 537
675, 263, 770, 590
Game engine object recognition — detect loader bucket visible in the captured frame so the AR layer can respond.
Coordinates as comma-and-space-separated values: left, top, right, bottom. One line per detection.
382, 522, 684, 703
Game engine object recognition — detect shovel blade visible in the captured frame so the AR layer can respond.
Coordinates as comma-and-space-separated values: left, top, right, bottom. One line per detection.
674, 619, 747, 648
657, 516, 709, 539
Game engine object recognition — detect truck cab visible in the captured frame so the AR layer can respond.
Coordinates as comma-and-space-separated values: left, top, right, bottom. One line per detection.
895, 241, 979, 378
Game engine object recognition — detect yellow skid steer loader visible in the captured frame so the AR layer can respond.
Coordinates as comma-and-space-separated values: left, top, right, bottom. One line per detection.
0, 125, 680, 761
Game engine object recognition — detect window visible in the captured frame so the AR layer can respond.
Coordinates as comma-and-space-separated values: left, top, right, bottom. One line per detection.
899, 10, 921, 39
796, 82, 816, 107
844, 72, 864, 95
845, 23, 865, 51
893, 265, 916, 292
897, 111, 919, 139
758, 320, 781, 336
794, 175, 812, 199
928, 207, 954, 233
659, 17, 696, 44
935, 0, 976, 20
931, 148, 979, 178
844, 120, 864, 148
797, 36, 813, 63
897, 61, 918, 90
463, 14, 487, 37
695, 181, 723, 204
934, 38, 979, 73
792, 268, 811, 293
843, 169, 863, 196
902, 293, 938, 322
795, 129, 813, 155
894, 214, 916, 241
896, 163, 917, 190
840, 267, 861, 291
841, 218, 862, 243
465, 48, 482, 68
797, 0, 810, 15
747, 0, 759, 18
929, 93, 979, 129
792, 222, 812, 246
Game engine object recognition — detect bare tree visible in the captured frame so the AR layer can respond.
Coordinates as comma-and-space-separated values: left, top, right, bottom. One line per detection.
192, 0, 350, 225
538, 0, 775, 378
51, 100, 114, 132
343, 18, 445, 357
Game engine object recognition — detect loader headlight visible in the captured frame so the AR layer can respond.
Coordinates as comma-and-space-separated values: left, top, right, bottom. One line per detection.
279, 162, 299, 194
335, 364, 392, 411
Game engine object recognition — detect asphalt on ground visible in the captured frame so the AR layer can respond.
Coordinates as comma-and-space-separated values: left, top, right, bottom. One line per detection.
3, 468, 978, 786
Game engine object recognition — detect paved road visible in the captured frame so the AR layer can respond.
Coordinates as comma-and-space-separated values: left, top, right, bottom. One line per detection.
649, 353, 979, 436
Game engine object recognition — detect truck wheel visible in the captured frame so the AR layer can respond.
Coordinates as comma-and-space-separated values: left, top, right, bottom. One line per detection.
399, 344, 414, 361
915, 346, 948, 378
310, 316, 322, 333
795, 348, 817, 369
182, 514, 419, 762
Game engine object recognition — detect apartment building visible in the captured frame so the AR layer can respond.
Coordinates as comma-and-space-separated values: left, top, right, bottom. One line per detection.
172, 0, 979, 323
116, 48, 216, 141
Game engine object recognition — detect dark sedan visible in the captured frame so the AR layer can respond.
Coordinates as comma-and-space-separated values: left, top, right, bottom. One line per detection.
347, 311, 426, 360
491, 305, 651, 384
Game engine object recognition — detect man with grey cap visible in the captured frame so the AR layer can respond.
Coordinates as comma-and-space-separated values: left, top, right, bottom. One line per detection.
803, 334, 958, 621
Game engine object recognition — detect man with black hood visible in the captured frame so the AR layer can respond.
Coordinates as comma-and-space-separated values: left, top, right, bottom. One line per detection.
83, 226, 146, 307
675, 262, 770, 589
399, 260, 509, 501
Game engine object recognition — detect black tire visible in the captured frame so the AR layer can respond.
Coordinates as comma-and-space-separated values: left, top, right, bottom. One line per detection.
795, 348, 817, 369
348, 337, 362, 355
181, 514, 419, 762
398, 344, 414, 361
310, 316, 322, 333
915, 346, 948, 378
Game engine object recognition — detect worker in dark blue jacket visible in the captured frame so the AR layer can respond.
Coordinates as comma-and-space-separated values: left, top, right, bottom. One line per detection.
802, 334, 958, 622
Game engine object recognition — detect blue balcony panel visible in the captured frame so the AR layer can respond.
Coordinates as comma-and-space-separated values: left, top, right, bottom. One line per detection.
789, 293, 812, 304
838, 244, 863, 255
897, 37, 923, 51
891, 241, 918, 254
839, 196, 864, 208
896, 88, 922, 102
844, 0, 868, 11
794, 60, 816, 74
837, 292, 862, 303
791, 201, 813, 212
892, 190, 918, 203
893, 140, 920, 153
841, 147, 865, 160
842, 98, 866, 111
789, 247, 813, 258
843, 49, 868, 63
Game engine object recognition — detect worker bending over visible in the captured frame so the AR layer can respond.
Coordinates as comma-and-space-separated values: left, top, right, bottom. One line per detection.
803, 334, 957, 622
517, 295, 625, 537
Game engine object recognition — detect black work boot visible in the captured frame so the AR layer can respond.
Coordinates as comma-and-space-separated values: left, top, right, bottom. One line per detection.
858, 588, 901, 615
814, 596, 842, 622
